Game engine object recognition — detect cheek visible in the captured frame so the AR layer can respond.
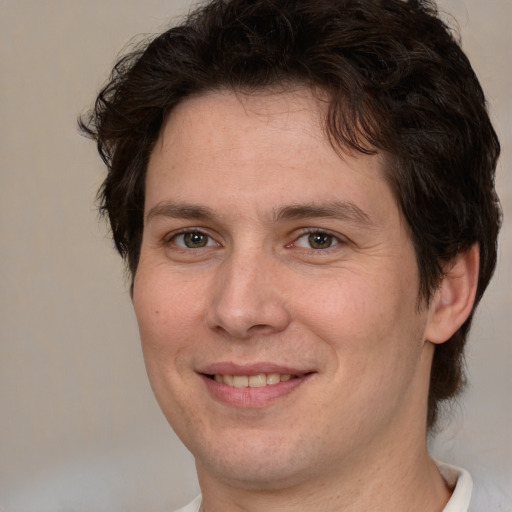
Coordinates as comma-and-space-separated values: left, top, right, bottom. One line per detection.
296, 266, 425, 371
132, 268, 198, 373
305, 275, 427, 425
132, 273, 198, 418
134, 261, 204, 331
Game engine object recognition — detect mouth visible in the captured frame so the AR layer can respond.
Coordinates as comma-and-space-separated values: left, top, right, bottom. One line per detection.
205, 372, 302, 388
200, 367, 315, 408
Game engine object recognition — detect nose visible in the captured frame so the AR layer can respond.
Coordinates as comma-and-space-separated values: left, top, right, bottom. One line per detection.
206, 249, 291, 340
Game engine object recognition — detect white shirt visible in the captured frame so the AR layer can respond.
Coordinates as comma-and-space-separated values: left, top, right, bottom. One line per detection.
437, 461, 473, 512
172, 462, 473, 512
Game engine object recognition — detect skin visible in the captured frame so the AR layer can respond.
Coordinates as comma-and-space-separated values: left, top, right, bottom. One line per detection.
132, 88, 477, 512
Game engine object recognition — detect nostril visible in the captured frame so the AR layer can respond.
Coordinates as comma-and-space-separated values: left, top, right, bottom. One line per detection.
247, 323, 282, 336
252, 324, 272, 330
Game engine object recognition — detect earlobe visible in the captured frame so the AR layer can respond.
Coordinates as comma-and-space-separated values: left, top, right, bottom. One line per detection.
425, 244, 480, 345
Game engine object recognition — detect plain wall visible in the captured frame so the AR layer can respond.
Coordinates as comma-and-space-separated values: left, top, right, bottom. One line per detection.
0, 1, 510, 510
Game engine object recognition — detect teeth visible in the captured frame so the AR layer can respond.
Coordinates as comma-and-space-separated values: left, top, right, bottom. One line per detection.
223, 375, 234, 386
233, 375, 249, 388
249, 374, 266, 387
213, 373, 297, 387
266, 373, 280, 385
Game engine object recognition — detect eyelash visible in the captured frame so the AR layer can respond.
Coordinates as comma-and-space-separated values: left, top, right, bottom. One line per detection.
289, 229, 345, 251
166, 229, 219, 249
165, 228, 346, 252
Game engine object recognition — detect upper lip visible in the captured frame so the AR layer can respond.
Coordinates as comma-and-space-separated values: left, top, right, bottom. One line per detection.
198, 362, 314, 376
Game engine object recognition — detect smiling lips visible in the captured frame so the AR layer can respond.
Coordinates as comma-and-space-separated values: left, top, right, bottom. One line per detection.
201, 368, 312, 408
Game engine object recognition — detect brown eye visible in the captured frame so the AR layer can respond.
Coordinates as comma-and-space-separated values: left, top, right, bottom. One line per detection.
292, 231, 342, 250
307, 232, 333, 249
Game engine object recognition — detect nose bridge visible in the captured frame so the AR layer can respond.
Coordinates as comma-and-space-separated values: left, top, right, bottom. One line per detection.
207, 243, 290, 339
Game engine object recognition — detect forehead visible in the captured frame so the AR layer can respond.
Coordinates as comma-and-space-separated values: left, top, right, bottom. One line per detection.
157, 87, 330, 161
145, 88, 400, 230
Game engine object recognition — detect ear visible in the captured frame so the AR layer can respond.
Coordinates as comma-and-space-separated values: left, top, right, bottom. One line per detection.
425, 244, 480, 344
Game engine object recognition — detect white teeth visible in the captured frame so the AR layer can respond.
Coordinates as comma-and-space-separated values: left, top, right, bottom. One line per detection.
248, 374, 266, 387
213, 373, 298, 387
233, 375, 249, 388
266, 373, 280, 385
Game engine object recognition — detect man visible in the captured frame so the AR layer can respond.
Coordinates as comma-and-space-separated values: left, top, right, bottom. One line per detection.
81, 0, 501, 510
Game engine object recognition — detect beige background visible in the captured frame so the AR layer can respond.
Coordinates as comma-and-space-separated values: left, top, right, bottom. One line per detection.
0, 1, 510, 510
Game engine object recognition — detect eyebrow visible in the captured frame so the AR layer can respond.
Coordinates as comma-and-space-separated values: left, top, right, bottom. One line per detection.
145, 200, 374, 228
274, 201, 374, 227
145, 202, 217, 225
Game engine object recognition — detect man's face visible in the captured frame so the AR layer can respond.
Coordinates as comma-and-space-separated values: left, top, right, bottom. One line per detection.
133, 89, 435, 489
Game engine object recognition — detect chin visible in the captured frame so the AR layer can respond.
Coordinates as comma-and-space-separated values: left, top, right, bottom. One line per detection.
192, 430, 324, 490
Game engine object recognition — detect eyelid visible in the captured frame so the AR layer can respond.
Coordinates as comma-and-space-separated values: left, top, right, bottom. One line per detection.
290, 228, 348, 249
162, 226, 348, 250
165, 227, 220, 248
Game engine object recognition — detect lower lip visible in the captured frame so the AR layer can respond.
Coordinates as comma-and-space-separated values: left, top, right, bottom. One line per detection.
200, 374, 311, 408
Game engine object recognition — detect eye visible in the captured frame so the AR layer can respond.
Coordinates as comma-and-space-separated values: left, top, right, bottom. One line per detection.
293, 231, 341, 250
171, 231, 217, 249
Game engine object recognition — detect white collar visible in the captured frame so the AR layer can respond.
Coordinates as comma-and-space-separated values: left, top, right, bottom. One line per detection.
437, 461, 473, 512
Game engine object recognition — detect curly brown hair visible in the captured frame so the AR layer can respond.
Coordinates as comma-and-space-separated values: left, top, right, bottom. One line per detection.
80, 0, 501, 429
